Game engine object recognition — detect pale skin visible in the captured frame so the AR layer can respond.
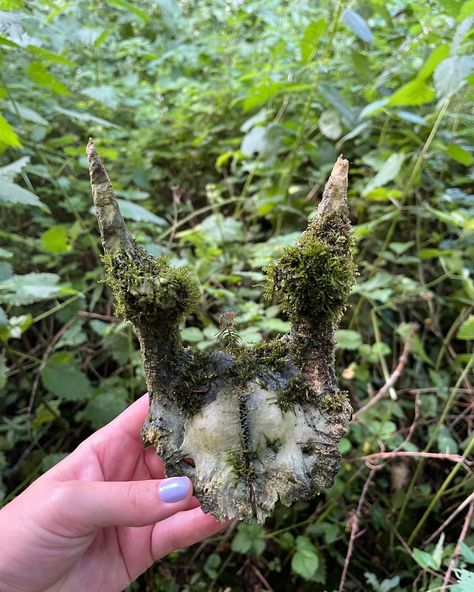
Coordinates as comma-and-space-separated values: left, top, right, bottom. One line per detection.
0, 394, 227, 592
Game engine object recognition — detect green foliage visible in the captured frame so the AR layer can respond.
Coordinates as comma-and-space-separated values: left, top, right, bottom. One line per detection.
0, 0, 473, 590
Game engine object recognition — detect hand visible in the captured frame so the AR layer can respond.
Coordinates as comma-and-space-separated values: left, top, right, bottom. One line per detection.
0, 394, 227, 592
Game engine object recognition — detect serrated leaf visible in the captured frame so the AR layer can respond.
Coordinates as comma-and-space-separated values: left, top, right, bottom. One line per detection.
26, 45, 75, 66
389, 78, 435, 106
457, 315, 474, 340
42, 352, 92, 401
6, 102, 48, 126
0, 113, 21, 147
0, 157, 30, 181
0, 178, 46, 209
434, 55, 474, 97
318, 109, 342, 140
82, 85, 118, 108
116, 199, 166, 225
27, 61, 70, 95
292, 537, 320, 580
0, 273, 75, 305
343, 9, 373, 43
363, 153, 405, 195
452, 16, 474, 54
52, 106, 118, 127
300, 18, 326, 63
76, 392, 128, 429
106, 0, 150, 22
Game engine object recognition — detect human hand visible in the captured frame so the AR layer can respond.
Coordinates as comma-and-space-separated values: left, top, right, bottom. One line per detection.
0, 394, 227, 592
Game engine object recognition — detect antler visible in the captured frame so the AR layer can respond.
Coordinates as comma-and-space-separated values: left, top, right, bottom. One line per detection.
88, 142, 355, 523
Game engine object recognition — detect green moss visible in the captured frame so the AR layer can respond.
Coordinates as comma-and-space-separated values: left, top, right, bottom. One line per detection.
264, 214, 356, 326
172, 350, 217, 417
319, 390, 350, 413
276, 373, 315, 412
226, 450, 256, 480
102, 248, 200, 323
252, 338, 288, 373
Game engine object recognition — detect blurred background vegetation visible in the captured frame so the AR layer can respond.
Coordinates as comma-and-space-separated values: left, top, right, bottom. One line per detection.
0, 0, 473, 590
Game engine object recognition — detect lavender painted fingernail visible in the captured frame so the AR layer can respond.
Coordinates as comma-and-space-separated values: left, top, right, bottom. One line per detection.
158, 477, 190, 502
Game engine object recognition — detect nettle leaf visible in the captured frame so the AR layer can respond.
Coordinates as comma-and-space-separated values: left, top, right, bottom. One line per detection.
53, 106, 118, 128
76, 391, 128, 429
363, 153, 405, 195
300, 17, 326, 63
318, 109, 342, 140
451, 16, 474, 55
41, 352, 92, 401
27, 61, 70, 95
342, 9, 373, 44
106, 0, 150, 22
335, 329, 362, 350
0, 178, 46, 209
457, 315, 474, 340
6, 101, 48, 126
82, 85, 118, 108
388, 78, 435, 106
116, 199, 166, 226
453, 568, 474, 592
0, 273, 76, 305
0, 113, 21, 147
26, 45, 75, 66
460, 542, 474, 564
434, 55, 474, 97
0, 156, 30, 181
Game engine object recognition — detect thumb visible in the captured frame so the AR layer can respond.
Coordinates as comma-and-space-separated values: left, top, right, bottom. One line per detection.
54, 477, 193, 531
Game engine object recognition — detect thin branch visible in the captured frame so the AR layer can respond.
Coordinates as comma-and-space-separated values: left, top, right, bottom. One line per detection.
441, 501, 474, 591
425, 491, 474, 545
359, 451, 472, 469
338, 469, 375, 592
353, 332, 413, 421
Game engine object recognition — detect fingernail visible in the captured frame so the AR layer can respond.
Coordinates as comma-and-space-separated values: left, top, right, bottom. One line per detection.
158, 477, 190, 503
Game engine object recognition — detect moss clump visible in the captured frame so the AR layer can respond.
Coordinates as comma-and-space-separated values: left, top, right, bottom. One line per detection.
264, 213, 356, 326
276, 373, 315, 411
102, 248, 201, 323
226, 450, 256, 480
319, 390, 350, 414
172, 350, 217, 417
252, 338, 289, 373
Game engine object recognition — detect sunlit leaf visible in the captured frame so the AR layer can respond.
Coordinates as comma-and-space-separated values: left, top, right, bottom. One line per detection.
300, 18, 326, 63
343, 9, 373, 43
0, 113, 21, 147
27, 61, 70, 95
389, 78, 435, 106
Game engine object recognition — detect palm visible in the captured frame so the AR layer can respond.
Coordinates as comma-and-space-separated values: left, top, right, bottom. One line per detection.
0, 396, 224, 592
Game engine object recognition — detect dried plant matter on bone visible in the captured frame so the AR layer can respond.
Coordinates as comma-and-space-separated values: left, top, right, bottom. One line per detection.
87, 139, 355, 523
